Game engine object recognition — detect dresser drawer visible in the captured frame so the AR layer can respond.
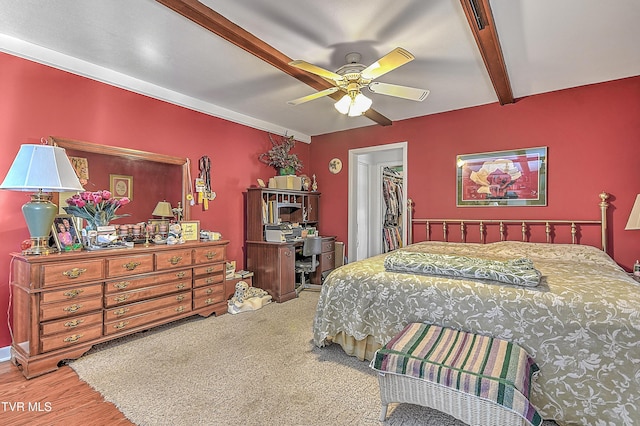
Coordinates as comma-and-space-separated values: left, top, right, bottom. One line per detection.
155, 249, 193, 271
320, 251, 335, 272
193, 263, 224, 277
41, 259, 104, 288
193, 283, 224, 299
106, 254, 154, 278
40, 324, 103, 353
193, 246, 226, 265
104, 291, 192, 322
193, 285, 226, 309
104, 280, 191, 307
40, 297, 103, 322
40, 311, 103, 337
41, 284, 102, 304
322, 240, 335, 253
193, 274, 224, 288
105, 269, 191, 294
103, 303, 192, 336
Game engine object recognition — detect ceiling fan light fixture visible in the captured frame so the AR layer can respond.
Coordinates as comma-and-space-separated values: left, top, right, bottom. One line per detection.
335, 92, 372, 117
352, 93, 372, 114
334, 94, 351, 114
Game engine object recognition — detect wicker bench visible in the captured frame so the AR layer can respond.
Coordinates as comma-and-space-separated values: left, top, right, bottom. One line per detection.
370, 323, 543, 426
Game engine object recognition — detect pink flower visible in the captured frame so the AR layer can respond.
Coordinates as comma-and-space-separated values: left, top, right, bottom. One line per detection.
119, 197, 130, 206
101, 190, 112, 200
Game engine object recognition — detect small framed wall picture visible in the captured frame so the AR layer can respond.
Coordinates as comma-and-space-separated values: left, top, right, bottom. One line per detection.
180, 220, 200, 241
110, 174, 133, 200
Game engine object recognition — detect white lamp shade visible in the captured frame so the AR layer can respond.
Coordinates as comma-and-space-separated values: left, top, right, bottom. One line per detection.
334, 94, 351, 114
0, 144, 83, 192
625, 194, 640, 230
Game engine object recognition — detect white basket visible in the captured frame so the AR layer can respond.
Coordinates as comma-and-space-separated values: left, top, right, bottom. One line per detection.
377, 372, 529, 426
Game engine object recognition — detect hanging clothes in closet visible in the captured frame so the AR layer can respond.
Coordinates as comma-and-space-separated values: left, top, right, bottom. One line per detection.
382, 167, 403, 252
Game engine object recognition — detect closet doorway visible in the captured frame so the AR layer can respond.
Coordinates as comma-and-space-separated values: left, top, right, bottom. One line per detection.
347, 142, 408, 263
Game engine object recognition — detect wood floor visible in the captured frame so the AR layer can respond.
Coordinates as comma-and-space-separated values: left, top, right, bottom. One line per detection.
0, 361, 133, 426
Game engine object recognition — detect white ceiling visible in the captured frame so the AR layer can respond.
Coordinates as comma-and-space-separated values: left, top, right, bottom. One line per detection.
1, 0, 639, 142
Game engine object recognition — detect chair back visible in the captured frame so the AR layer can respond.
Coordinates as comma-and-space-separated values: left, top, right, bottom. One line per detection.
302, 236, 323, 257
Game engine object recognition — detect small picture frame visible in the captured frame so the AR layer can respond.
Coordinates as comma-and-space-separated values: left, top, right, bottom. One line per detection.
180, 220, 200, 241
110, 174, 133, 200
51, 214, 82, 251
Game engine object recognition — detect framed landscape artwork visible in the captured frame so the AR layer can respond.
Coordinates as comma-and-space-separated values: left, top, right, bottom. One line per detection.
456, 147, 547, 207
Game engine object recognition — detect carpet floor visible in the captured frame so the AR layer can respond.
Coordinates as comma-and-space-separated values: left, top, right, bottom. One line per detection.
69, 291, 556, 426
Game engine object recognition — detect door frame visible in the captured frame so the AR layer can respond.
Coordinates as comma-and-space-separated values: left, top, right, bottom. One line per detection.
347, 142, 408, 263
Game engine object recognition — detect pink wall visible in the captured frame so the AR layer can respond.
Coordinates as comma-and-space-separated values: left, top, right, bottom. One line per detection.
310, 76, 640, 270
0, 52, 310, 348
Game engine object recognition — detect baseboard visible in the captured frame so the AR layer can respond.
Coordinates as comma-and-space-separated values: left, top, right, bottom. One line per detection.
0, 345, 11, 362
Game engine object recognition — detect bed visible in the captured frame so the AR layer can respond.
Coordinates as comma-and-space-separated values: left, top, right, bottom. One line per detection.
312, 194, 640, 425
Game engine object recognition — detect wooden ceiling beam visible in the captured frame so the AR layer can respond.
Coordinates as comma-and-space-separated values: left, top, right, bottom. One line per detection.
156, 0, 392, 126
460, 0, 514, 105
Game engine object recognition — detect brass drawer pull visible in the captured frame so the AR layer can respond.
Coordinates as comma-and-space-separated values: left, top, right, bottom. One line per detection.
176, 271, 186, 278
205, 251, 217, 260
63, 289, 84, 298
176, 295, 185, 302
113, 281, 130, 290
205, 288, 213, 295
114, 295, 129, 303
204, 298, 214, 305
176, 283, 186, 290
64, 319, 84, 328
206, 267, 215, 273
63, 304, 83, 313
113, 308, 130, 317
176, 306, 185, 313
113, 321, 129, 329
169, 256, 183, 265
63, 268, 87, 279
123, 261, 141, 271
64, 334, 83, 343
206, 277, 214, 284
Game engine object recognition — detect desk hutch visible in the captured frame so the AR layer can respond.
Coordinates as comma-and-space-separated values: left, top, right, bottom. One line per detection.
245, 187, 335, 302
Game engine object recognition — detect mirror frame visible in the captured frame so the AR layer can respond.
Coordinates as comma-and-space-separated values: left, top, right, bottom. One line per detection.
47, 136, 190, 221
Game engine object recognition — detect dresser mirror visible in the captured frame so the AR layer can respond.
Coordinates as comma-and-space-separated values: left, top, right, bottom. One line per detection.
47, 136, 190, 223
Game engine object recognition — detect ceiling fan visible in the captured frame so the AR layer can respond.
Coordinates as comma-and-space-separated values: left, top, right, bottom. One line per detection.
287, 47, 430, 117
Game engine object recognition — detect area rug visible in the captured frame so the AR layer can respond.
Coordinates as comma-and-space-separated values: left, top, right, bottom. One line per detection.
69, 291, 556, 426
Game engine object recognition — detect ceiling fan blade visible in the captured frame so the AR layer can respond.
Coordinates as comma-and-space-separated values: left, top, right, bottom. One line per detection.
287, 87, 340, 105
289, 60, 344, 82
360, 47, 415, 80
368, 82, 429, 101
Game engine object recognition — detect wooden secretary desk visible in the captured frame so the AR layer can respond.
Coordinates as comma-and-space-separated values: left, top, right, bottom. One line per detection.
245, 187, 335, 302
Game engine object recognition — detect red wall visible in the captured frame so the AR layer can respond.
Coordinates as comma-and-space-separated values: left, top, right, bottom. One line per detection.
1, 50, 638, 351
310, 76, 640, 270
0, 52, 310, 348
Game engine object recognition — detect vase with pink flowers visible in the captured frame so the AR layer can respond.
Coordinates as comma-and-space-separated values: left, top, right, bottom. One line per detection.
64, 190, 130, 230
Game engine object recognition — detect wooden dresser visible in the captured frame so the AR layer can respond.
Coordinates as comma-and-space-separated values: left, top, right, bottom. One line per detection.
10, 240, 229, 379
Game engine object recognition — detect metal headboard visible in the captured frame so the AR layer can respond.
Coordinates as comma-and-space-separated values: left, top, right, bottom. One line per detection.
408, 192, 609, 252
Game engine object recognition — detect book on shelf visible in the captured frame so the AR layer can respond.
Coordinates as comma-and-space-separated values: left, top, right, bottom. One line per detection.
234, 270, 254, 279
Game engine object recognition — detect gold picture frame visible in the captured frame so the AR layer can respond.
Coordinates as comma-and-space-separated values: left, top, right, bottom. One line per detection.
51, 214, 82, 251
110, 174, 133, 200
180, 220, 200, 241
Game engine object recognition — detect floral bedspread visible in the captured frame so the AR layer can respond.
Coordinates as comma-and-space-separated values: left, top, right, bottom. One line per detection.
312, 241, 640, 425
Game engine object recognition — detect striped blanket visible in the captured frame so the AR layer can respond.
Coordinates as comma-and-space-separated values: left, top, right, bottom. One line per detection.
371, 323, 543, 426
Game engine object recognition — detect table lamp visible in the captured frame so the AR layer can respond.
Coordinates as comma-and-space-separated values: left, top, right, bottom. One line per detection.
152, 200, 174, 219
625, 194, 640, 231
0, 144, 84, 254
152, 200, 174, 235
